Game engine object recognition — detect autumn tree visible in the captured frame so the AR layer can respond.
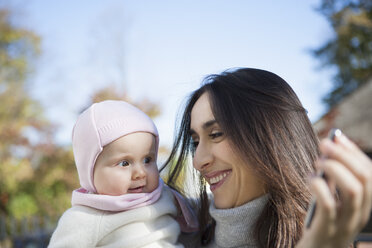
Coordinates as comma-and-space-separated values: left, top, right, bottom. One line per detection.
0, 7, 42, 217
0, 7, 79, 220
313, 0, 372, 107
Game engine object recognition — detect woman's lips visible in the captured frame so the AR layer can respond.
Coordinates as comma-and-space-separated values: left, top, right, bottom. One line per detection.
128, 186, 144, 193
204, 170, 232, 191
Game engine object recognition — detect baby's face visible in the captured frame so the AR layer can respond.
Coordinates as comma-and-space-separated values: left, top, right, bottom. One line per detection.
93, 132, 159, 195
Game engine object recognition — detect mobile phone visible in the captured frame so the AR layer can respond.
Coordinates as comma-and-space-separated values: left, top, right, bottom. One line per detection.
305, 128, 342, 228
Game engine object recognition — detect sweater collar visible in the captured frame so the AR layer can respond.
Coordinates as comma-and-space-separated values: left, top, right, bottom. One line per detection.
209, 194, 269, 247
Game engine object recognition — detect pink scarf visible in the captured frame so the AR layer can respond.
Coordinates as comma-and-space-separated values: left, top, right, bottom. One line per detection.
71, 178, 163, 211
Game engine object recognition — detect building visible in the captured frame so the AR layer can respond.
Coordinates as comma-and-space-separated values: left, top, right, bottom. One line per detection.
313, 79, 372, 158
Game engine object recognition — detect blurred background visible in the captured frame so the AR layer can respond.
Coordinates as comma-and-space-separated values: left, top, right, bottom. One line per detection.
0, 0, 371, 247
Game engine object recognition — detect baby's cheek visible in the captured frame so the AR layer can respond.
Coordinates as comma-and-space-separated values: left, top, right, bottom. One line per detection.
119, 174, 133, 194
148, 165, 160, 190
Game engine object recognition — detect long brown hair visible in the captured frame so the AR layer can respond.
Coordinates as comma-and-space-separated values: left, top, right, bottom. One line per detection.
162, 68, 320, 247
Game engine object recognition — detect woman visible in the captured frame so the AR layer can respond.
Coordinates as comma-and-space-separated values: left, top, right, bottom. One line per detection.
162, 68, 372, 247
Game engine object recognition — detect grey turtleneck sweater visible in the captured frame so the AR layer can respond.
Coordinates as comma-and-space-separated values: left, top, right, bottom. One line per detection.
207, 194, 269, 248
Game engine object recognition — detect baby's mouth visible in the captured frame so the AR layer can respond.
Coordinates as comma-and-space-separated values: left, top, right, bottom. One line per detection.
128, 186, 144, 193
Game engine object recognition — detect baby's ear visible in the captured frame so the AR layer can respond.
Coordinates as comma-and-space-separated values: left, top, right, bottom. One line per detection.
169, 188, 199, 233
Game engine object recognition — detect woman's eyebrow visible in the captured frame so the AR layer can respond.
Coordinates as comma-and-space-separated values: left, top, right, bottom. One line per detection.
203, 119, 217, 129
189, 119, 217, 135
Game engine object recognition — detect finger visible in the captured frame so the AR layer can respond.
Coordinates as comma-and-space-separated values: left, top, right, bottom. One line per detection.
337, 134, 367, 156
359, 171, 372, 228
322, 159, 363, 230
361, 187, 372, 229
320, 139, 369, 183
309, 177, 337, 236
338, 135, 372, 172
337, 134, 372, 183
330, 134, 372, 226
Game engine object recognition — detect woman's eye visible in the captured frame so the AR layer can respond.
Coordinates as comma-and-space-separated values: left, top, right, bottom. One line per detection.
144, 157, 152, 164
118, 160, 130, 167
209, 132, 223, 139
191, 139, 199, 149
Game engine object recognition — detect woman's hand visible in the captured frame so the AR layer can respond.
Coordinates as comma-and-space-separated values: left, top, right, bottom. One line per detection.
297, 133, 372, 248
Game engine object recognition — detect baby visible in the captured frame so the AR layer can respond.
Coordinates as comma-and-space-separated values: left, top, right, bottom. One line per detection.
49, 100, 197, 248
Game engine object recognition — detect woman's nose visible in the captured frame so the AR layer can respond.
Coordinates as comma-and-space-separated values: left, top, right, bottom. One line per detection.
193, 142, 213, 171
132, 164, 146, 180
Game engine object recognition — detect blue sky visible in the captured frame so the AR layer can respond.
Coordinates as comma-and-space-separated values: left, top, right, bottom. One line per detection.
14, 0, 334, 148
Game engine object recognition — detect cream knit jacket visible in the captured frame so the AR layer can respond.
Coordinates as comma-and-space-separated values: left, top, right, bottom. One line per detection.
48, 187, 183, 248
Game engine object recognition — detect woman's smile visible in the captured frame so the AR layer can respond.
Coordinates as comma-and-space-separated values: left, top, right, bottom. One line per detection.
204, 170, 232, 191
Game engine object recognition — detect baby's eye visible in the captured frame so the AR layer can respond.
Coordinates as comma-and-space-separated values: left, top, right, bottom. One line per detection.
144, 157, 152, 164
118, 160, 130, 167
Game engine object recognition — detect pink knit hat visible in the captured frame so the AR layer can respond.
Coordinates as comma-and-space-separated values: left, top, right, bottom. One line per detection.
72, 100, 159, 193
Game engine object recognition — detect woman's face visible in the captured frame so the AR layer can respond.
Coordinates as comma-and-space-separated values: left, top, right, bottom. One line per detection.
190, 93, 266, 209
